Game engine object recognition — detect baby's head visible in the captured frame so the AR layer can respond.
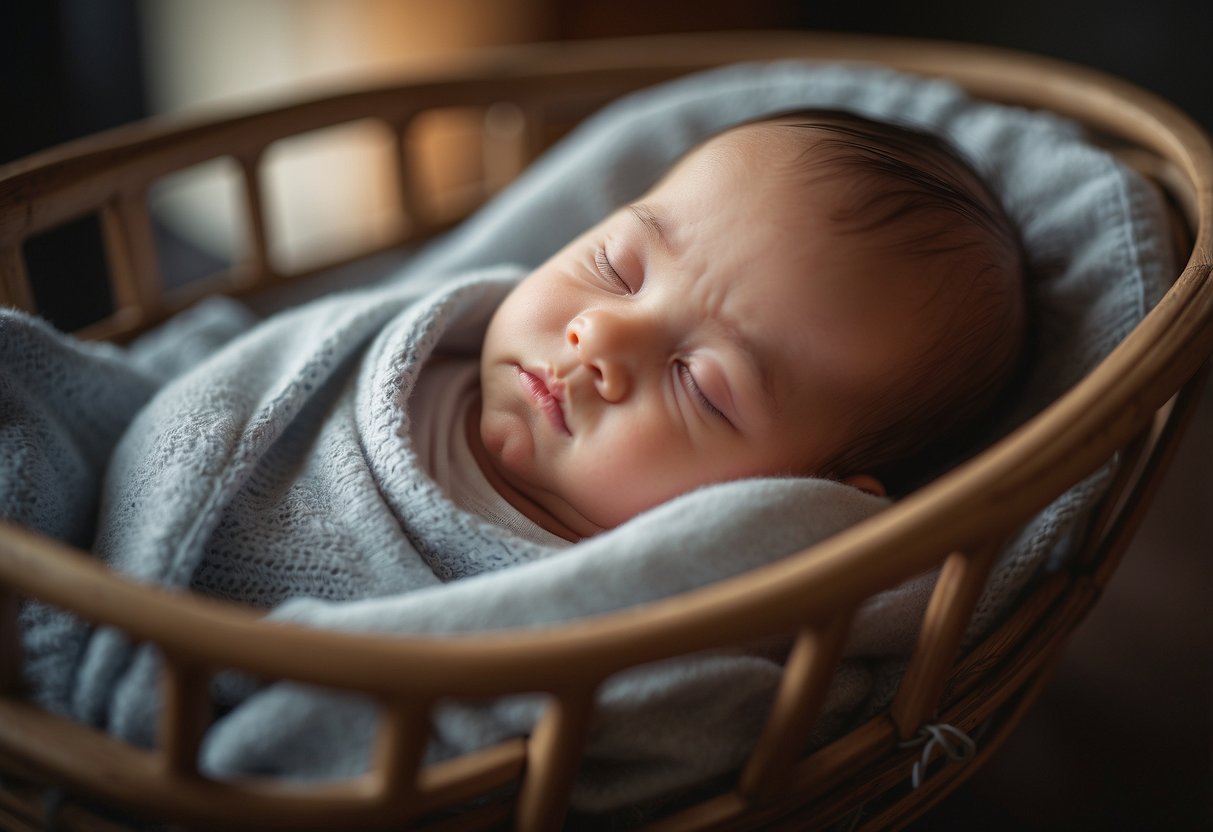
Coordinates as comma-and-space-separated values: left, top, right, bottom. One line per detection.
471, 110, 1026, 541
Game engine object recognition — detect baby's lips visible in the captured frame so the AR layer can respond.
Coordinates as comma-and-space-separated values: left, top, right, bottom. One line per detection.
520, 365, 573, 436
545, 372, 573, 432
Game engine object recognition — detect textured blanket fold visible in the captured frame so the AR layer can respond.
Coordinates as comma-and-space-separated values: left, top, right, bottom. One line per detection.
2, 59, 1171, 813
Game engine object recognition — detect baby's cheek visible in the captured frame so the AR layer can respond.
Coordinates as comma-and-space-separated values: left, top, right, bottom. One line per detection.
585, 443, 700, 520
480, 410, 534, 476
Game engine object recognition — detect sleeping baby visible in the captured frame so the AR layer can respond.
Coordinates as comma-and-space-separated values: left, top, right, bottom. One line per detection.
3, 60, 1163, 816
425, 110, 1026, 543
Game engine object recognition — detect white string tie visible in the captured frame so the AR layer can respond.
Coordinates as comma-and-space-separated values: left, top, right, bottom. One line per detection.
898, 723, 977, 789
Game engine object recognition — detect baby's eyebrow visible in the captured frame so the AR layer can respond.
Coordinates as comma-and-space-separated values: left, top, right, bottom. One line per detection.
628, 203, 675, 255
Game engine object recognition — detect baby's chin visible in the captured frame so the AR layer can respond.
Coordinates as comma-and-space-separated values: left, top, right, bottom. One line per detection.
479, 449, 605, 542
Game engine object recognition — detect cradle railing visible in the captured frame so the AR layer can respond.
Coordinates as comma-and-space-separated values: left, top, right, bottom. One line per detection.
0, 31, 1210, 832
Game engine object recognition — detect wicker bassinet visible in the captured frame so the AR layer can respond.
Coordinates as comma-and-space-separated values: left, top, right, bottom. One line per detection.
0, 30, 1210, 832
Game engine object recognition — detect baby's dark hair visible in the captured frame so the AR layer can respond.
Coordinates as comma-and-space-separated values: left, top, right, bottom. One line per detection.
768, 110, 1028, 494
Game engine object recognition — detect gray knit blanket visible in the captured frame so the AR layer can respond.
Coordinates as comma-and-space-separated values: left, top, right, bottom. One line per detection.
1, 60, 1172, 812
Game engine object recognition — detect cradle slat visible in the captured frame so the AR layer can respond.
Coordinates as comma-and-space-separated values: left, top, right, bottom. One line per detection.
100, 190, 162, 325
889, 542, 1002, 740
515, 688, 597, 832
370, 698, 433, 812
236, 152, 274, 287
483, 102, 530, 196
738, 614, 853, 805
938, 572, 1069, 707
414, 738, 526, 816
394, 116, 431, 236
0, 246, 33, 312
518, 102, 552, 168
159, 657, 212, 777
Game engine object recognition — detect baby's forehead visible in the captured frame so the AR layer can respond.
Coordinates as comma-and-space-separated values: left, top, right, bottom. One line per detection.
699, 119, 818, 161
680, 120, 885, 210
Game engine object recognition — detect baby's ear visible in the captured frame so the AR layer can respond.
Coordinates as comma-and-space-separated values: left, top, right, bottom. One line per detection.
840, 473, 886, 498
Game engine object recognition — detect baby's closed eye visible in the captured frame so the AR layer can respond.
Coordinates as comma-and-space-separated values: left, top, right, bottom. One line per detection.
677, 361, 730, 424
594, 247, 632, 294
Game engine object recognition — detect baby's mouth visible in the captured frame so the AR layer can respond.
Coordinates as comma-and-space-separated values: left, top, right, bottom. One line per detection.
518, 367, 571, 435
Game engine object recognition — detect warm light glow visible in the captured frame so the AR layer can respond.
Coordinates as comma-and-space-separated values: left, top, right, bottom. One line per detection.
138, 0, 545, 271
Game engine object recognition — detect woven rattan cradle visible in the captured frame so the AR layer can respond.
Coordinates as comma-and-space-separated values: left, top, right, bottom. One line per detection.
0, 30, 1210, 832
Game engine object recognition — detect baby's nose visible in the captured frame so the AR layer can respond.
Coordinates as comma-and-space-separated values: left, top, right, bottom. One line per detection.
566, 311, 637, 403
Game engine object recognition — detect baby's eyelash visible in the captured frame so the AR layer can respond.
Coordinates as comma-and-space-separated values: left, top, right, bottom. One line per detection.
595, 247, 630, 293
677, 362, 727, 422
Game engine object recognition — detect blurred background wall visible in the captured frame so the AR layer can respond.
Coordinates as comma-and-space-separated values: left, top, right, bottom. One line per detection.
1, 1, 1209, 828
138, 0, 552, 273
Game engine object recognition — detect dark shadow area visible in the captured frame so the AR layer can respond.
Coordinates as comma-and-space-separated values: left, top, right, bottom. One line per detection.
792, 0, 1212, 130
22, 215, 114, 332
2, 0, 144, 330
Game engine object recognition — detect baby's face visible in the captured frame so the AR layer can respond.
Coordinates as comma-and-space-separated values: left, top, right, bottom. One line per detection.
473, 121, 928, 540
